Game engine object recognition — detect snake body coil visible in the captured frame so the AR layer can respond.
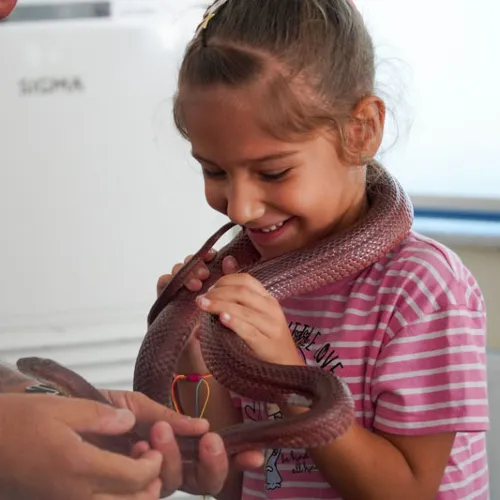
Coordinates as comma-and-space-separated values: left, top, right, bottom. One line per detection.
17, 163, 414, 459
133, 163, 414, 455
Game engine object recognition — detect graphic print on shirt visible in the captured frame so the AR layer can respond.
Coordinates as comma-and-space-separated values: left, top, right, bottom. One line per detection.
290, 321, 344, 372
244, 321, 345, 490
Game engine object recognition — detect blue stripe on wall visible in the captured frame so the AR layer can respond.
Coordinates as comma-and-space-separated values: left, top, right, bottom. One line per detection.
414, 208, 500, 223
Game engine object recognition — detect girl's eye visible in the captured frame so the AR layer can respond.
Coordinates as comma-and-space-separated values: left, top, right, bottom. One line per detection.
201, 167, 292, 181
201, 168, 225, 179
260, 168, 292, 181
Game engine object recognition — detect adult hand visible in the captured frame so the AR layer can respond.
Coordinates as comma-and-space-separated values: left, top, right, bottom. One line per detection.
101, 389, 264, 497
0, 393, 162, 500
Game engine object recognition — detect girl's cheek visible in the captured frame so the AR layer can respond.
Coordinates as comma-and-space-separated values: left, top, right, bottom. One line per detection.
204, 184, 226, 214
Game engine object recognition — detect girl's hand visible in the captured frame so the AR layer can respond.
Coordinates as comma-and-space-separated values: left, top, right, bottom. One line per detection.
196, 274, 303, 366
157, 250, 240, 295
156, 248, 217, 295
156, 253, 241, 372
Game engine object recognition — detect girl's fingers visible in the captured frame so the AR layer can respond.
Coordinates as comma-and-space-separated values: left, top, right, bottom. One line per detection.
188, 249, 218, 287
198, 294, 274, 339
209, 273, 268, 297
218, 308, 263, 346
156, 274, 172, 297
201, 283, 272, 311
221, 255, 240, 275
203, 247, 218, 263
157, 249, 218, 296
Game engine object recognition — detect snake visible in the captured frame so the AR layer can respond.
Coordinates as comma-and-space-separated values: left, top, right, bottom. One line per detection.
16, 162, 414, 461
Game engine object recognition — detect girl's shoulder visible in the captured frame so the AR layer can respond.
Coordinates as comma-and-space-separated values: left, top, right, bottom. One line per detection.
304, 231, 485, 319
374, 231, 485, 313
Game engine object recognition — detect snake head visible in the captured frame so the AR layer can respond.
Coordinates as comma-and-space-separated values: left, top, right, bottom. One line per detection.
16, 356, 75, 397
16, 356, 57, 379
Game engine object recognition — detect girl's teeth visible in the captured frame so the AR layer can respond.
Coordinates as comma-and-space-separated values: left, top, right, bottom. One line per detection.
261, 221, 285, 233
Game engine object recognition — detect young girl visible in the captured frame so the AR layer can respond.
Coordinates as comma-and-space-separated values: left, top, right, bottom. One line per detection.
158, 0, 489, 498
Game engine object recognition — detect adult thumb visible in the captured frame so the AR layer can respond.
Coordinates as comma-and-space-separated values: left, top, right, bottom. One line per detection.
55, 397, 136, 435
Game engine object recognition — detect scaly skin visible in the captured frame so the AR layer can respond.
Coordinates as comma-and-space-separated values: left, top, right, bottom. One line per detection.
17, 163, 414, 460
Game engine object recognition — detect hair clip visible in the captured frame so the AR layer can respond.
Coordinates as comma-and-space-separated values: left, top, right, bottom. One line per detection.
195, 0, 230, 40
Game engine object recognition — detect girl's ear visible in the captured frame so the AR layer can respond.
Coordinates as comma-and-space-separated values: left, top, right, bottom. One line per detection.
343, 95, 386, 165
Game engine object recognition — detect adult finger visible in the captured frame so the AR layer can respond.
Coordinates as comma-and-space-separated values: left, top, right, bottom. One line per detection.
104, 390, 209, 436
85, 447, 162, 494
195, 432, 229, 495
49, 397, 137, 436
149, 421, 183, 495
233, 450, 265, 470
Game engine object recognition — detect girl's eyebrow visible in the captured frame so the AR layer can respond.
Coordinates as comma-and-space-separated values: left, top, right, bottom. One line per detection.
191, 150, 300, 166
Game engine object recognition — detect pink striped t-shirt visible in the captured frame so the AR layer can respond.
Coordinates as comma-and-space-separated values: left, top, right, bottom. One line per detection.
232, 231, 489, 499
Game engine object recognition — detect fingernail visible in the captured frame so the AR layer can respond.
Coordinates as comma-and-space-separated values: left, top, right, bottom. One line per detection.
197, 268, 209, 279
157, 423, 173, 443
114, 409, 135, 425
207, 436, 224, 455
207, 248, 216, 256
227, 256, 237, 267
196, 295, 210, 308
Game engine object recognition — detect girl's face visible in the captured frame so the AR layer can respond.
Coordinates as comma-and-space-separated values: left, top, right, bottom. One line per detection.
0, 0, 16, 19
182, 85, 370, 260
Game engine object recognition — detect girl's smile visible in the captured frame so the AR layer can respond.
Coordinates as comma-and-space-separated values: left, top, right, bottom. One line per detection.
244, 217, 295, 248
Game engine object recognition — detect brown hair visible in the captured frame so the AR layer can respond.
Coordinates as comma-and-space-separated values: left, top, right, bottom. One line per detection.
173, 0, 377, 159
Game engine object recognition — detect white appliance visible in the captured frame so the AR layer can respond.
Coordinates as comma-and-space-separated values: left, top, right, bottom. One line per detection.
0, 0, 231, 390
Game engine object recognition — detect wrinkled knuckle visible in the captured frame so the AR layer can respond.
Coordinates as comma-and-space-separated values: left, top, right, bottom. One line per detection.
233, 285, 250, 299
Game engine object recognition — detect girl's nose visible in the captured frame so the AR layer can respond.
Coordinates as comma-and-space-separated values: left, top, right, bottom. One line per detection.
226, 181, 265, 226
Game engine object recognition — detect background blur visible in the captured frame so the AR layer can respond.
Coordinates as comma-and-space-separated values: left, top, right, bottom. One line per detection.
0, 1, 498, 498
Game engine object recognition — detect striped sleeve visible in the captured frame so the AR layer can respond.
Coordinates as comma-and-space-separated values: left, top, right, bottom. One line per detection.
370, 307, 489, 435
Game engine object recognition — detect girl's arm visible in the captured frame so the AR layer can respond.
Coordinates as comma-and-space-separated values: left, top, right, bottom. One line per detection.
281, 404, 455, 500
279, 301, 488, 500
